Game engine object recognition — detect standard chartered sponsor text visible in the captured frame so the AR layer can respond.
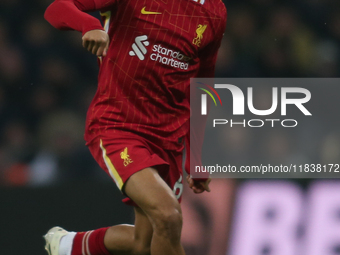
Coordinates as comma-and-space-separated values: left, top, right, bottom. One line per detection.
150, 44, 190, 70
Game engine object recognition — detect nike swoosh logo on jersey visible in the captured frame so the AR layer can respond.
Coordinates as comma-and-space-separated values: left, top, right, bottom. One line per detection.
141, 7, 162, 15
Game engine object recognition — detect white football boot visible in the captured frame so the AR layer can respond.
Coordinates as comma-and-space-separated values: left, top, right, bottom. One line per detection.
44, 226, 69, 255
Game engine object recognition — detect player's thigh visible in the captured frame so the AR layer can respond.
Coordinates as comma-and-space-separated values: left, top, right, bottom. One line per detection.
124, 167, 182, 221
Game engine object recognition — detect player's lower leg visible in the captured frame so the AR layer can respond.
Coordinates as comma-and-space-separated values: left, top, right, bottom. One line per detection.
44, 167, 185, 255
124, 167, 186, 255
45, 207, 153, 255
103, 207, 153, 255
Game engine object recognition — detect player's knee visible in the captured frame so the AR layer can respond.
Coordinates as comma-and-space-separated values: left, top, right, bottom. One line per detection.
152, 207, 183, 241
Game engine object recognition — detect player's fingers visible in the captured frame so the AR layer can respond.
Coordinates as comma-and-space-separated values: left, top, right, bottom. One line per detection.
197, 181, 210, 193
186, 176, 194, 188
192, 180, 210, 193
92, 42, 100, 55
97, 41, 109, 56
204, 179, 211, 192
96, 47, 104, 57
193, 186, 204, 194
96, 44, 106, 56
83, 39, 92, 51
191, 181, 204, 193
189, 179, 194, 189
87, 40, 95, 52
103, 41, 109, 57
82, 39, 89, 49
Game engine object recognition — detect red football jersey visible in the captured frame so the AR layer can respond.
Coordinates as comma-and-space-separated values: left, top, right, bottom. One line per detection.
45, 0, 226, 151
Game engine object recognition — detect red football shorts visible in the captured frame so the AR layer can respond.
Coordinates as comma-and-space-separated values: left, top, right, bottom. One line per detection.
86, 131, 184, 206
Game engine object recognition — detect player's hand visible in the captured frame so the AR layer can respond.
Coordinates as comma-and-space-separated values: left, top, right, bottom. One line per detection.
82, 29, 109, 57
186, 175, 211, 194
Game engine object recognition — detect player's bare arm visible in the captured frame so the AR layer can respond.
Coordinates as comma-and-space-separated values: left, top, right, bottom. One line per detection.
82, 29, 109, 56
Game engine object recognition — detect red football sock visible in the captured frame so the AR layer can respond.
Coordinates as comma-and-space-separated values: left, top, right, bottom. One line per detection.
71, 227, 111, 255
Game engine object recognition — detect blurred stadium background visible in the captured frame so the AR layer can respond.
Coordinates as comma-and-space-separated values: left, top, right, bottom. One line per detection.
1, 0, 340, 254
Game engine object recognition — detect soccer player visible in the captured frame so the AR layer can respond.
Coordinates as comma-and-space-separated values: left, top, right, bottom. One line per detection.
43, 0, 226, 254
